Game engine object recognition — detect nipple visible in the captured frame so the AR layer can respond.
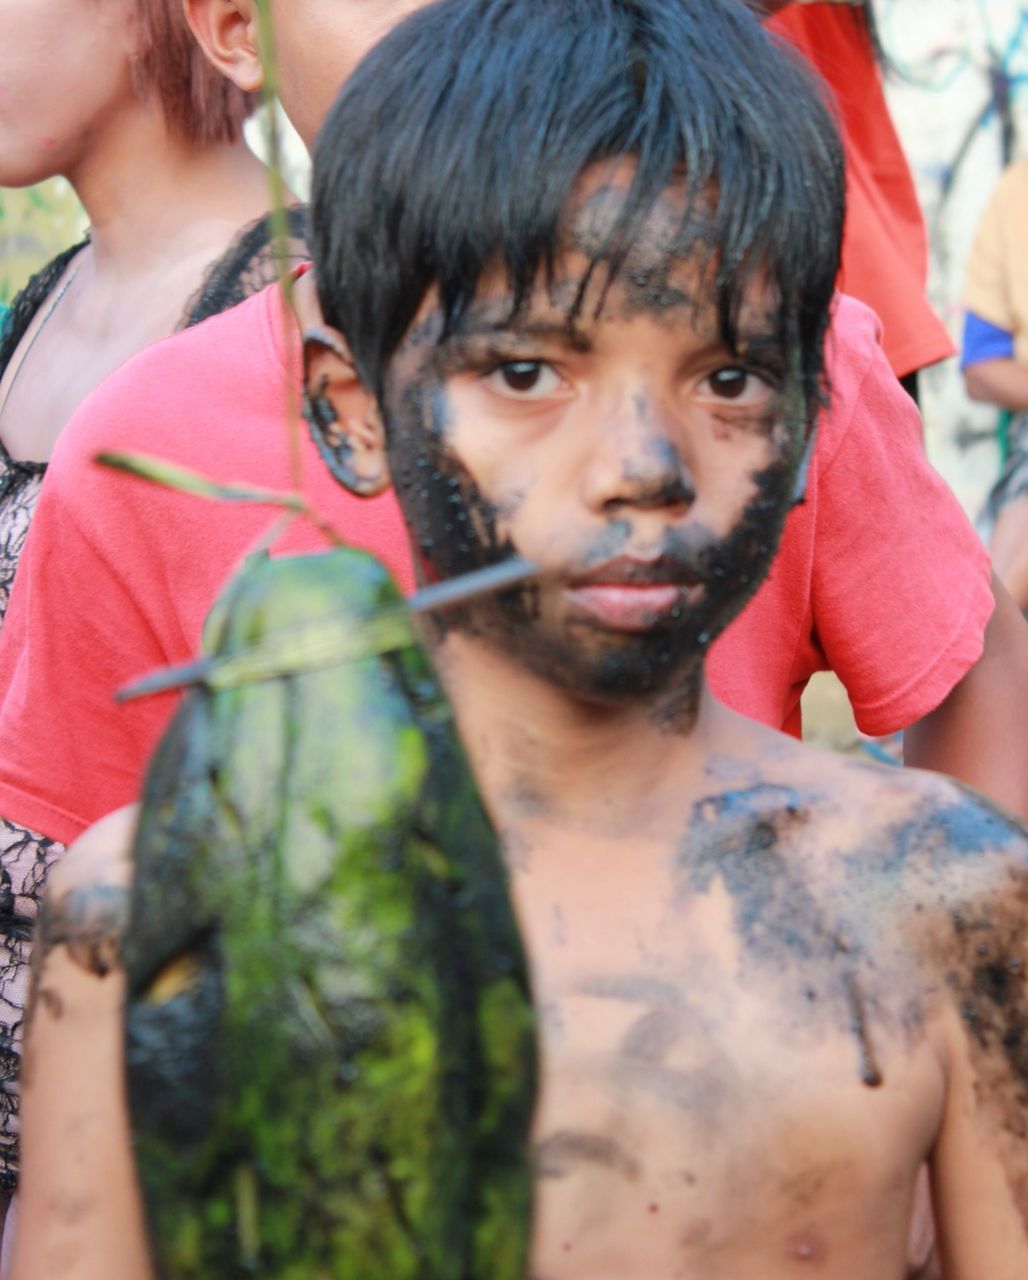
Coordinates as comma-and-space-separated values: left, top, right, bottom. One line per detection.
786, 1231, 828, 1266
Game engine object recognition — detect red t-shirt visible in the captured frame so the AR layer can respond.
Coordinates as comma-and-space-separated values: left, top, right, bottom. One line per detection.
0, 285, 990, 845
709, 294, 989, 735
767, 3, 954, 378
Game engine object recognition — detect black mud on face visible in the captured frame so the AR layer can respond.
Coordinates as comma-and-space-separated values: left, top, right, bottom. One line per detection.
635, 444, 802, 672
568, 181, 717, 325
382, 374, 538, 637
383, 353, 801, 712
386, 378, 507, 575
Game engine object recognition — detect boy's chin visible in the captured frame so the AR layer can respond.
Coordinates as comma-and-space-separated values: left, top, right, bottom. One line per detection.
441, 587, 744, 702
510, 627, 709, 706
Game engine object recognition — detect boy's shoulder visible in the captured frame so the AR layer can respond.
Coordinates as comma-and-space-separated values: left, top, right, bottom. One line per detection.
699, 724, 1028, 922
687, 729, 1027, 1046
796, 736, 1023, 875
809, 749, 1026, 980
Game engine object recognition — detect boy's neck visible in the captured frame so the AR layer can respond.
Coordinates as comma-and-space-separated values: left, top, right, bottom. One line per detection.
434, 630, 727, 842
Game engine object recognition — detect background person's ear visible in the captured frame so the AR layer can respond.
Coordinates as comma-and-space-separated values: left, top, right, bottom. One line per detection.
303, 327, 391, 497
183, 0, 264, 94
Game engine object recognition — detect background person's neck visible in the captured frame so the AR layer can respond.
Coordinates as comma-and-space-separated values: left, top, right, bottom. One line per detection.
65, 108, 273, 280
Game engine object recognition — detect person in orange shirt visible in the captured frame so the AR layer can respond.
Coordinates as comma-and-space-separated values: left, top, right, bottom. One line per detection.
754, 1, 954, 403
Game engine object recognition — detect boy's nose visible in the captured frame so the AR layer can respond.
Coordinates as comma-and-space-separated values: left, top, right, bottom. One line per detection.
579, 398, 695, 513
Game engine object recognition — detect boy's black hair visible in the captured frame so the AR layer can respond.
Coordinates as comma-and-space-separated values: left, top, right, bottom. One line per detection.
311, 0, 845, 429
861, 2, 889, 69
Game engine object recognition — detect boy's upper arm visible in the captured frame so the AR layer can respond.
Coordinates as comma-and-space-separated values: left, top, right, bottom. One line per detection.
34, 805, 137, 982
15, 810, 153, 1280
932, 1000, 1028, 1278
930, 844, 1028, 1277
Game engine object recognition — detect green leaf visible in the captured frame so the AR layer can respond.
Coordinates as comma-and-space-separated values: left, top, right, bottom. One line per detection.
96, 452, 306, 509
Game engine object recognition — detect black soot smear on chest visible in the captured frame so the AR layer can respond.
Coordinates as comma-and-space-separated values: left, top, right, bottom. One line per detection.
677, 784, 884, 1089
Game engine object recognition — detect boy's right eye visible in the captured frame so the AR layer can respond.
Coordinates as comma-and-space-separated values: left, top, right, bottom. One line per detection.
484, 360, 564, 399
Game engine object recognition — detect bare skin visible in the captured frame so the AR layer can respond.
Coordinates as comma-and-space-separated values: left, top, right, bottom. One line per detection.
11, 806, 149, 1280
990, 498, 1028, 613
962, 359, 1028, 615
197, 0, 1028, 825
309, 175, 1028, 1277
444, 649, 1027, 1280
185, 0, 430, 154
904, 573, 1028, 814
963, 357, 1028, 413
4, 12, 1024, 1280
16, 713, 1025, 1279
5, 0, 1021, 943
0, 2, 274, 1226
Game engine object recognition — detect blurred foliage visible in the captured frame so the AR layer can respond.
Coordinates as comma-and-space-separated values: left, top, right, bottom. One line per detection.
0, 180, 87, 310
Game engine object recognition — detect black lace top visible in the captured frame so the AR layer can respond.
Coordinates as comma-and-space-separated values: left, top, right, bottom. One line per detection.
0, 205, 309, 1192
0, 240, 88, 633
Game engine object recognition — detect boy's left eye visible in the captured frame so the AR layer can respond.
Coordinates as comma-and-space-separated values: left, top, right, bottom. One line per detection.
700, 366, 771, 403
485, 361, 563, 398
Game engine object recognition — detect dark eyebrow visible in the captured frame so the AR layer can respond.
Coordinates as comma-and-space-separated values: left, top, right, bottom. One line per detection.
731, 329, 786, 361
441, 312, 593, 353
412, 310, 782, 362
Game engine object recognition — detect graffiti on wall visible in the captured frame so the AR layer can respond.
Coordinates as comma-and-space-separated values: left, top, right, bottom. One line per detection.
881, 0, 1028, 515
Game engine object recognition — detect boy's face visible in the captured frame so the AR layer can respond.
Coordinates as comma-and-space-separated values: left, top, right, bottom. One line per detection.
378, 171, 805, 703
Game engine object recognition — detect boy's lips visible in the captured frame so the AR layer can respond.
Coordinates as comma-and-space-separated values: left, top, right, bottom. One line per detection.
566, 557, 703, 631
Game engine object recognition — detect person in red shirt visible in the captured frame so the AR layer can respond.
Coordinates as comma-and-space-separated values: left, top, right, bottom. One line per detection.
758, 1, 955, 397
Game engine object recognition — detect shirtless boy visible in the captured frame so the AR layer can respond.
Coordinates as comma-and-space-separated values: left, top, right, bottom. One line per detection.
304, 2, 1028, 1274
12, 0, 1028, 1277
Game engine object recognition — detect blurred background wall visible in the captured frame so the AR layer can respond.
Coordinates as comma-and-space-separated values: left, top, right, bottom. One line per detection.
0, 179, 87, 313
883, 0, 1028, 520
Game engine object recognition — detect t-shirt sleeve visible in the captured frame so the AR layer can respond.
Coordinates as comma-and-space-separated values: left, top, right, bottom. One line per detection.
0, 447, 180, 845
961, 311, 1015, 370
964, 175, 1016, 333
0, 284, 415, 846
810, 302, 994, 736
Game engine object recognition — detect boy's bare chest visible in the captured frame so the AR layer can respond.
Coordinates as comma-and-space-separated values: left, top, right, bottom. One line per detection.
513, 848, 946, 1278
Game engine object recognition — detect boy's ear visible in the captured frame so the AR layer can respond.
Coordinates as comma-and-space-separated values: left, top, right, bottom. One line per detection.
303, 326, 391, 497
183, 0, 264, 94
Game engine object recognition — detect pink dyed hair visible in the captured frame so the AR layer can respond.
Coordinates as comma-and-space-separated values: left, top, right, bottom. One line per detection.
130, 0, 257, 145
